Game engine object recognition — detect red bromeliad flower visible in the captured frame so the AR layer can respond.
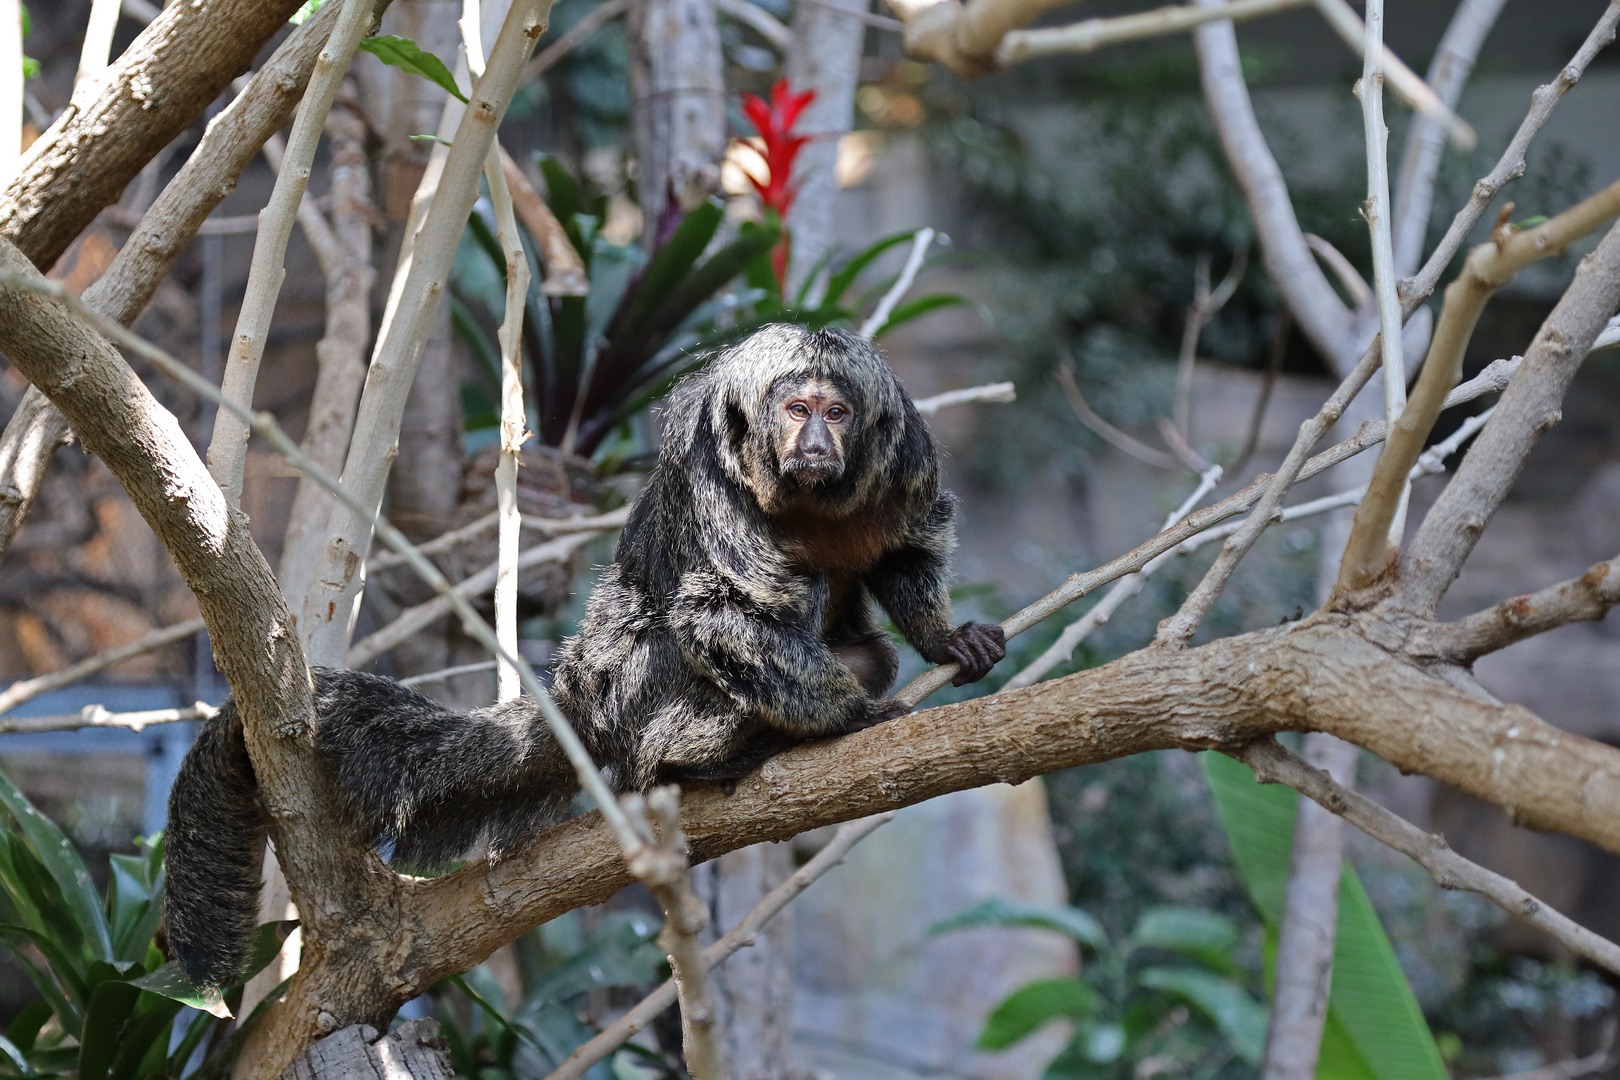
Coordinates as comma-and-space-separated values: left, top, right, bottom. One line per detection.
739, 79, 816, 291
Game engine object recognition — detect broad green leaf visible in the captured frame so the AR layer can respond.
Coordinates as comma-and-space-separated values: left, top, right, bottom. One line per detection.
869, 294, 969, 338
5, 1000, 50, 1053
1138, 966, 1266, 1065
606, 199, 724, 348
1128, 906, 1239, 971
108, 995, 182, 1080
1202, 752, 1446, 1080
930, 898, 1109, 952
79, 979, 141, 1080
0, 768, 112, 961
977, 978, 1098, 1050
7, 949, 80, 1038
357, 36, 468, 103
129, 964, 229, 1019
0, 924, 90, 1006
106, 848, 164, 964
526, 912, 664, 1005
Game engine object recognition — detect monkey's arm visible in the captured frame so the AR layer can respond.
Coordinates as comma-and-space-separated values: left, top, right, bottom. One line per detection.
864, 493, 1006, 687
671, 571, 888, 735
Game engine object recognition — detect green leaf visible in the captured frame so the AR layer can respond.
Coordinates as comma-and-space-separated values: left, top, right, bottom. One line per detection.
108, 996, 182, 1080
4, 948, 80, 1039
79, 979, 141, 1080
930, 898, 1109, 952
1137, 966, 1266, 1065
977, 978, 1098, 1050
128, 966, 229, 1019
1128, 906, 1239, 971
106, 844, 164, 965
0, 924, 90, 1007
0, 767, 113, 961
0, 1033, 31, 1077
1513, 214, 1549, 229
526, 912, 664, 1005
289, 0, 323, 24
824, 230, 924, 306
5, 1000, 50, 1053
357, 36, 468, 103
1202, 751, 1447, 1080
869, 293, 969, 338
22, 57, 39, 80
606, 199, 724, 348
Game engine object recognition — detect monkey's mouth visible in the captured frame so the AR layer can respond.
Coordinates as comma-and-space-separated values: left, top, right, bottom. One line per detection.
782, 459, 845, 485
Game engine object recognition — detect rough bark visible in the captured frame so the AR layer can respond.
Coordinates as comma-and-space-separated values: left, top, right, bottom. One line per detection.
281, 1021, 454, 1080
628, 0, 726, 230
0, 0, 314, 272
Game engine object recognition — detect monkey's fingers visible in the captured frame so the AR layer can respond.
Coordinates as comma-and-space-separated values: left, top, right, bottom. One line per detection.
946, 623, 1006, 686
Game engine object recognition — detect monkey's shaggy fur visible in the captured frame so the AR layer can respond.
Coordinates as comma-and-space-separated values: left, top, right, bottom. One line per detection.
164, 325, 1002, 989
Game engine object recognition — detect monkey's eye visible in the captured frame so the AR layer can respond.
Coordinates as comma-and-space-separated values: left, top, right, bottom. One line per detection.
788, 403, 811, 421
825, 405, 847, 422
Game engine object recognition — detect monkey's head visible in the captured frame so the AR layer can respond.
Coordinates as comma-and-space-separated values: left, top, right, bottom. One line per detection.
664, 324, 937, 518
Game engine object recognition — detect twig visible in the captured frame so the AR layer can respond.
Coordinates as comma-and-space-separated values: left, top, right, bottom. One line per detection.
796, 0, 902, 32
1173, 253, 1212, 439
544, 815, 892, 1080
498, 144, 588, 296
1413, 547, 1620, 663
1355, 0, 1410, 549
1338, 177, 1620, 593
1227, 307, 1288, 479
1236, 738, 1620, 978
0, 264, 649, 877
0, 616, 206, 716
346, 532, 596, 669
522, 0, 629, 82
366, 508, 629, 570
75, 0, 125, 97
1056, 359, 1181, 471
896, 356, 1519, 702
205, 0, 375, 509
1309, 0, 1476, 150
1390, 0, 1508, 280
0, 701, 218, 736
398, 660, 499, 687
859, 227, 934, 338
0, 387, 76, 563
1474, 1023, 1617, 1080
1157, 417, 1215, 473
998, 0, 1310, 65
912, 381, 1016, 414
1304, 233, 1372, 310
716, 0, 791, 49
1402, 2, 1620, 309
622, 787, 725, 1079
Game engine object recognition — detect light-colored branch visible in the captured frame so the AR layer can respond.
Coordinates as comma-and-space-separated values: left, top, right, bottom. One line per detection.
998, 0, 1308, 66
0, 615, 206, 716
1401, 2, 1620, 310
522, 0, 629, 82
1056, 359, 1182, 471
912, 381, 1016, 414
0, 701, 217, 736
859, 227, 934, 338
259, 131, 345, 283
1310, 0, 1475, 150
1595, 313, 1620, 350
301, 0, 552, 666
207, 0, 375, 509
887, 0, 1077, 77
899, 356, 1518, 701
1390, 0, 1508, 280
545, 814, 891, 1080
1195, 1, 1356, 374
1304, 234, 1372, 310
716, 0, 791, 49
1155, 344, 1384, 647
346, 532, 596, 668
0, 387, 75, 562
465, 1, 533, 704
74, 0, 125, 98
622, 787, 726, 1079
1237, 738, 1620, 978
1341, 179, 1620, 593
1174, 248, 1246, 438
1355, 0, 1410, 550
398, 660, 499, 687
799, 0, 902, 31
498, 144, 588, 296
366, 508, 630, 571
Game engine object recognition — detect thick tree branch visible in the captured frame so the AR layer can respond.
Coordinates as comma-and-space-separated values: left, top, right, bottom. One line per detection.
0, 0, 315, 271
1237, 738, 1620, 977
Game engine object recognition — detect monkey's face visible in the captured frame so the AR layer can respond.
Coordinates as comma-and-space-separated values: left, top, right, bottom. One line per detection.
774, 378, 852, 487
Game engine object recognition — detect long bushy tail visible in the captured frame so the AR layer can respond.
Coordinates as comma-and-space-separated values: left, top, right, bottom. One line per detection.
164, 700, 269, 990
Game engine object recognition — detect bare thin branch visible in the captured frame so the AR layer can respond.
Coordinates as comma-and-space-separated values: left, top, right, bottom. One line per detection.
0, 387, 75, 563
860, 227, 934, 338
998, 0, 1309, 66
398, 660, 499, 688
498, 144, 588, 296
366, 508, 630, 571
1056, 360, 1182, 471
716, 0, 791, 48
545, 815, 891, 1080
523, 0, 629, 81
0, 616, 205, 716
1304, 234, 1372, 309
0, 701, 217, 736
1412, 552, 1620, 663
1237, 738, 1620, 978
912, 382, 1016, 414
